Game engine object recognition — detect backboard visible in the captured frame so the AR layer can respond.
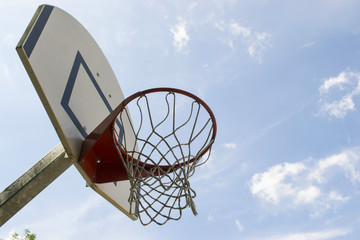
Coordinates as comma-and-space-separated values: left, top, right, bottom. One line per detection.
16, 4, 137, 220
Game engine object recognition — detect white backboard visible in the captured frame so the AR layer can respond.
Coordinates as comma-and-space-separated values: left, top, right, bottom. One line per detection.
16, 4, 136, 220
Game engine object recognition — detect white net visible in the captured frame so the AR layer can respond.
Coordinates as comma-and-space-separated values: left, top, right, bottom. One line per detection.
113, 90, 215, 225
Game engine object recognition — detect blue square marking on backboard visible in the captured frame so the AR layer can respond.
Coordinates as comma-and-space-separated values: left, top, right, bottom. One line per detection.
61, 51, 123, 139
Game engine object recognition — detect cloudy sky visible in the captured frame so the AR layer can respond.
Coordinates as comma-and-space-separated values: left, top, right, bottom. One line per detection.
1, 0, 360, 239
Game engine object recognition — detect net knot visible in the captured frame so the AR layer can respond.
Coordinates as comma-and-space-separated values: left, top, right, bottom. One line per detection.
186, 194, 198, 216
129, 185, 138, 204
182, 180, 198, 216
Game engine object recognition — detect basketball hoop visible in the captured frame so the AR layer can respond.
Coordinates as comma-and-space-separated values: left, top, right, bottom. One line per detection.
79, 88, 217, 225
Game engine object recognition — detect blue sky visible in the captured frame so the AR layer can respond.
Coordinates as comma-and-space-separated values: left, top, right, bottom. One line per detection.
1, 0, 360, 239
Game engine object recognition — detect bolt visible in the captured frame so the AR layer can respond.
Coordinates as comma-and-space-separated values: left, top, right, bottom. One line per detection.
96, 159, 101, 164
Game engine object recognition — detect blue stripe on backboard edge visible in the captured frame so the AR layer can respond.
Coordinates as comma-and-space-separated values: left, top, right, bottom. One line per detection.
23, 5, 54, 58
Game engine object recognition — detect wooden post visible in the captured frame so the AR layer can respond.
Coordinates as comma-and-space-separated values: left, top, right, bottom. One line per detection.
0, 144, 72, 227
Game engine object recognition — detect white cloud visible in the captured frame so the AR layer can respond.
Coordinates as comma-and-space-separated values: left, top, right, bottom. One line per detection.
223, 142, 237, 149
328, 191, 349, 202
310, 190, 350, 217
308, 149, 360, 184
318, 69, 360, 118
214, 20, 226, 32
170, 16, 190, 53
214, 20, 252, 37
187, 2, 198, 13
319, 71, 351, 94
298, 41, 316, 49
295, 185, 321, 204
249, 147, 360, 214
207, 208, 217, 221
250, 162, 306, 204
0, 36, 14, 87
229, 21, 251, 37
235, 219, 244, 232
214, 20, 271, 64
247, 32, 271, 64
320, 96, 355, 118
262, 228, 351, 240
227, 38, 234, 49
